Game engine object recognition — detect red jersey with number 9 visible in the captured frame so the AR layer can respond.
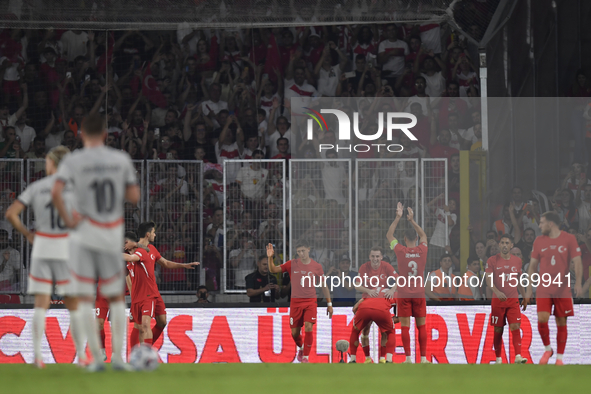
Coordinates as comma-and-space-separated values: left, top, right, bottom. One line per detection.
393, 242, 428, 297
531, 231, 581, 296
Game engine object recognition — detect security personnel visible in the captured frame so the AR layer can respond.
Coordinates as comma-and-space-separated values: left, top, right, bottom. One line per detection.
425, 254, 458, 301
457, 257, 483, 300
246, 254, 280, 303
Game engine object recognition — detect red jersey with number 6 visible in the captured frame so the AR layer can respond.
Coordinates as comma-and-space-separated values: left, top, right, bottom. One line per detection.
128, 245, 162, 302
531, 231, 581, 297
393, 242, 428, 297
485, 254, 522, 304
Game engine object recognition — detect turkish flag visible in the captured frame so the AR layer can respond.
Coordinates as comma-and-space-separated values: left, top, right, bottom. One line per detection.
142, 62, 167, 108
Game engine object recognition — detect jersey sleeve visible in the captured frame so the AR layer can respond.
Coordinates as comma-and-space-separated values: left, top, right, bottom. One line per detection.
151, 246, 162, 262
55, 154, 73, 184
315, 262, 325, 276
17, 183, 34, 206
386, 263, 396, 277
280, 260, 291, 273
358, 263, 367, 276
485, 256, 494, 273
569, 234, 582, 260
531, 238, 541, 261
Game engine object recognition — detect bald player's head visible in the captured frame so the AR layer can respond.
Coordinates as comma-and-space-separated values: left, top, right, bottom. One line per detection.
511, 247, 522, 260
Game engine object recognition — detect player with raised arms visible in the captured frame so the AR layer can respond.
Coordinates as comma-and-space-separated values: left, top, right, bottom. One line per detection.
51, 113, 140, 371
267, 242, 333, 363
386, 202, 430, 363
5, 145, 87, 368
524, 211, 583, 365
123, 221, 199, 346
485, 233, 528, 364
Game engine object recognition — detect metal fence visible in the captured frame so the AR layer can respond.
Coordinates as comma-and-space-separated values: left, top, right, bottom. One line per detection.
223, 159, 286, 294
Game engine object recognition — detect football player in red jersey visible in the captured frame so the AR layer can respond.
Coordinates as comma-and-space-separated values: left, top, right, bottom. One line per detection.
124, 221, 199, 344
348, 296, 397, 363
485, 234, 528, 364
267, 242, 333, 363
387, 203, 430, 363
524, 211, 583, 365
354, 247, 398, 363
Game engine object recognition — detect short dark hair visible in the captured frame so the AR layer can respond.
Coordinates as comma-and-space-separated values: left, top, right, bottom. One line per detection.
197, 285, 208, 292
258, 254, 268, 263
404, 228, 417, 242
276, 137, 289, 146
296, 241, 310, 249
213, 207, 223, 215
467, 255, 480, 265
137, 221, 155, 239
81, 113, 105, 136
499, 233, 514, 243
439, 254, 452, 263
125, 231, 139, 242
252, 149, 265, 157
370, 246, 383, 255
542, 211, 561, 226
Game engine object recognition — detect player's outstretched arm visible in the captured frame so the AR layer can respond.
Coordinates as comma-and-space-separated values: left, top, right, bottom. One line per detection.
51, 180, 81, 228
157, 258, 200, 270
407, 207, 427, 244
321, 282, 333, 318
123, 253, 140, 262
125, 274, 132, 294
386, 202, 404, 243
267, 243, 281, 274
5, 201, 33, 244
125, 184, 140, 205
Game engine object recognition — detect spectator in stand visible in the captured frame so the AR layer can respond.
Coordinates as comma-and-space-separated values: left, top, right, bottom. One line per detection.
576, 183, 591, 232
315, 42, 347, 97
425, 254, 457, 301
284, 60, 321, 101
562, 161, 590, 195
266, 98, 291, 157
202, 83, 228, 118
429, 129, 459, 160
246, 254, 281, 303
515, 227, 536, 265
0, 229, 21, 292
378, 23, 409, 85
272, 137, 291, 160
413, 47, 446, 99
326, 254, 358, 304
310, 230, 335, 271
453, 54, 479, 97
447, 112, 471, 150
24, 136, 46, 175
203, 235, 222, 291
235, 149, 268, 202
491, 202, 520, 240
229, 233, 257, 289
206, 207, 224, 250
426, 194, 457, 270
473, 240, 487, 276
216, 115, 244, 183
195, 285, 211, 303
554, 188, 578, 231
437, 81, 468, 130
60, 30, 89, 62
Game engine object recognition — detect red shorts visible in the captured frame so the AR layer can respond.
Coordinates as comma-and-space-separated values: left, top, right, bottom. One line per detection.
536, 296, 574, 317
397, 297, 426, 318
95, 296, 109, 320
490, 299, 521, 327
131, 297, 159, 322
355, 307, 394, 333
289, 303, 317, 328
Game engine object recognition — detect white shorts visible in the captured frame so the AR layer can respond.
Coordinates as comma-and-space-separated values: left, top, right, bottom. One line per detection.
27, 258, 71, 296
69, 242, 126, 297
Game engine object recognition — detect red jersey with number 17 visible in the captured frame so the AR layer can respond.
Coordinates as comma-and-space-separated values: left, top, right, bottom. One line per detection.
531, 231, 581, 297
128, 245, 162, 302
393, 241, 428, 297
281, 259, 324, 307
485, 254, 522, 304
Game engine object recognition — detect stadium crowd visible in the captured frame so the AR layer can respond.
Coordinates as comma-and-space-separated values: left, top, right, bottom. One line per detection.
0, 7, 588, 302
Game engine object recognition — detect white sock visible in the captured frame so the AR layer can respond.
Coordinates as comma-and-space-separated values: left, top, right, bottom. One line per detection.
386, 353, 393, 362
421, 356, 427, 362
109, 301, 126, 364
545, 345, 552, 351
379, 357, 385, 361
303, 355, 309, 360
496, 357, 502, 363
68, 309, 87, 362
556, 354, 563, 360
349, 354, 356, 362
80, 301, 102, 364
32, 307, 46, 361
405, 356, 412, 362
515, 354, 521, 359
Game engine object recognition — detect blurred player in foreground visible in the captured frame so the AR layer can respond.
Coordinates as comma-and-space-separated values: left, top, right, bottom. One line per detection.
524, 212, 583, 365
348, 296, 396, 363
485, 234, 527, 364
267, 242, 333, 363
387, 203, 430, 363
5, 146, 86, 368
124, 221, 199, 346
52, 113, 140, 371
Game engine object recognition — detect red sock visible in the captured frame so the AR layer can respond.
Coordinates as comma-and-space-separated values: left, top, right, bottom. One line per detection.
130, 327, 140, 348
379, 345, 386, 358
385, 331, 396, 355
401, 326, 411, 356
143, 338, 153, 345
538, 322, 550, 347
493, 331, 503, 358
152, 325, 164, 343
293, 332, 303, 348
99, 329, 106, 349
362, 345, 370, 357
349, 329, 360, 355
303, 331, 314, 356
417, 324, 427, 357
511, 328, 521, 355
557, 325, 567, 355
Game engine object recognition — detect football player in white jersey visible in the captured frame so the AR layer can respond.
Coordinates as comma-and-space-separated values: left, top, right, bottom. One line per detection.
52, 113, 140, 371
5, 146, 87, 368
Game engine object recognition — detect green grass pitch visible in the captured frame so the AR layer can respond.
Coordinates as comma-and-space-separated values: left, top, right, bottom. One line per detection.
1, 363, 588, 394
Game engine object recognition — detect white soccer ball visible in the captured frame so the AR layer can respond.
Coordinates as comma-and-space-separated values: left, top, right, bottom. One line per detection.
129, 343, 160, 371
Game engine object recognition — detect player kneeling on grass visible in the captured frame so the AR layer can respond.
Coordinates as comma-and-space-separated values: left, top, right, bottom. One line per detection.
348, 296, 397, 363
5, 146, 87, 368
386, 203, 430, 364
123, 222, 199, 346
485, 234, 528, 364
267, 243, 333, 363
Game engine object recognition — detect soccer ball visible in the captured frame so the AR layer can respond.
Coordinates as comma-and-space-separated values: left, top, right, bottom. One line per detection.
129, 343, 160, 371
